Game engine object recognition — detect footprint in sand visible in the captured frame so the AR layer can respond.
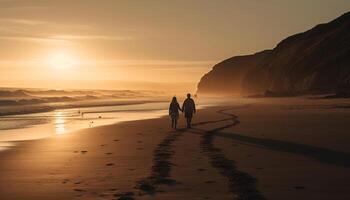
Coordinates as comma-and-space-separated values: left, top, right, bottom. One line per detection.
98, 193, 107, 197
114, 139, 120, 142
197, 168, 206, 171
293, 186, 306, 190
105, 152, 113, 155
62, 179, 70, 184
204, 180, 216, 184
106, 163, 115, 166
113, 192, 135, 200
74, 188, 86, 192
80, 150, 88, 154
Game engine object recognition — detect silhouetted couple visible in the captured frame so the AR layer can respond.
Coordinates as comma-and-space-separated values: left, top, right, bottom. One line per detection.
169, 93, 196, 129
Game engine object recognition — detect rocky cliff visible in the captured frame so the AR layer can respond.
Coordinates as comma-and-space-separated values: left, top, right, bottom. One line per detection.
197, 50, 271, 95
197, 12, 350, 96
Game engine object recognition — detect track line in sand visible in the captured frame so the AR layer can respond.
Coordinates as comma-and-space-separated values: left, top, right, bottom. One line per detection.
115, 106, 264, 199
135, 129, 185, 196
195, 108, 266, 200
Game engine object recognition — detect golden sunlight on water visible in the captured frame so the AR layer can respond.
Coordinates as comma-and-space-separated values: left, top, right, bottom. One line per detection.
54, 111, 66, 135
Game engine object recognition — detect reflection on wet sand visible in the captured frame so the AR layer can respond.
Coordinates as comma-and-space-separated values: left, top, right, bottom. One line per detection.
0, 102, 170, 150
0, 142, 15, 151
0, 101, 212, 150
54, 111, 66, 135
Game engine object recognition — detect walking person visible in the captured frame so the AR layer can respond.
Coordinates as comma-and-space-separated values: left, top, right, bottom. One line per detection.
182, 93, 196, 128
169, 96, 182, 129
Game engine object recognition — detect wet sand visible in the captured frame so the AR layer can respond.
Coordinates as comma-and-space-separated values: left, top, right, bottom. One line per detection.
0, 98, 349, 200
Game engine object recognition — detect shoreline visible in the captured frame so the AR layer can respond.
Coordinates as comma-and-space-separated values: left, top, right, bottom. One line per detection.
0, 99, 167, 117
0, 100, 214, 148
0, 103, 171, 151
0, 113, 168, 152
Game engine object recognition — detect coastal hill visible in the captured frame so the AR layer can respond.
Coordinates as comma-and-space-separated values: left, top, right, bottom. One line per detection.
197, 50, 271, 95
197, 11, 350, 96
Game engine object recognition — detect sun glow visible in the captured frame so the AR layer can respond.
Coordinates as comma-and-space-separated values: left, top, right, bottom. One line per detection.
47, 52, 78, 69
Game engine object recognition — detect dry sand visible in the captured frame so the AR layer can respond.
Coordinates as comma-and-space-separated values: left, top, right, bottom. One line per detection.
0, 97, 349, 200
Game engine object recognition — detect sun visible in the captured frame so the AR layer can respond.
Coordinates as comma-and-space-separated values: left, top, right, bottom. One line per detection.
48, 52, 77, 69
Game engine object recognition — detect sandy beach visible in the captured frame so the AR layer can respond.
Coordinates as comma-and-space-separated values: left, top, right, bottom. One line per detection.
1, 1, 350, 199
0, 97, 350, 200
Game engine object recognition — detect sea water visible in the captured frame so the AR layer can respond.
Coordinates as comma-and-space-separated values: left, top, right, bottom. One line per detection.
0, 97, 234, 150
0, 102, 168, 150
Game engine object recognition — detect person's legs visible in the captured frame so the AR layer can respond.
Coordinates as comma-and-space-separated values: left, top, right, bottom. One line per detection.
171, 119, 174, 128
174, 119, 177, 129
186, 117, 191, 128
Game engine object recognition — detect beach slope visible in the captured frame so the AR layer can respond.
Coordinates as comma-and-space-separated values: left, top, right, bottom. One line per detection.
0, 98, 350, 200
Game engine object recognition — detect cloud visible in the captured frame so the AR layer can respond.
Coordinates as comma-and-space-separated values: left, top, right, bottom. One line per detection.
0, 59, 215, 69
87, 59, 216, 68
0, 34, 133, 43
0, 18, 46, 25
50, 34, 134, 41
0, 36, 66, 43
0, 0, 48, 10
0, 18, 133, 43
0, 17, 91, 30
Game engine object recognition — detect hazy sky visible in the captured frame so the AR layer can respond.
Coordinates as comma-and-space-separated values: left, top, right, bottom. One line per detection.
1, 0, 350, 91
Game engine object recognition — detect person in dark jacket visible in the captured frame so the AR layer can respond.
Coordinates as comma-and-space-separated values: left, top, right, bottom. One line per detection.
169, 96, 182, 129
182, 93, 196, 128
